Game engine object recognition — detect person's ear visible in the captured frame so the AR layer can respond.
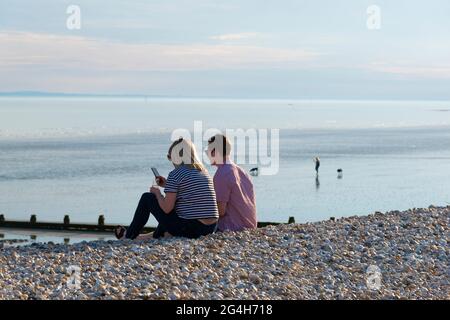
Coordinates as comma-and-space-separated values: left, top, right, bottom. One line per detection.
211, 149, 216, 157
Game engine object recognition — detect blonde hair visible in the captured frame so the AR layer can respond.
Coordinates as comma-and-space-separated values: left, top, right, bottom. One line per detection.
168, 138, 205, 171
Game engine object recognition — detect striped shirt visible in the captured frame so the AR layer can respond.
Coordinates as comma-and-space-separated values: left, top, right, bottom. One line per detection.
164, 166, 219, 220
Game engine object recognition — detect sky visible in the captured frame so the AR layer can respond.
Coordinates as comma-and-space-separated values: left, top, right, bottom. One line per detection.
1, 0, 450, 99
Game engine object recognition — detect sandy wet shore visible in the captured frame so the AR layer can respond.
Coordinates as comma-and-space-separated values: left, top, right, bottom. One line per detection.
0, 228, 114, 246
0, 206, 448, 300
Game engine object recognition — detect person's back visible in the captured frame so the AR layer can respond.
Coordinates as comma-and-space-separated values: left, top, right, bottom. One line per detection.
214, 162, 257, 231
206, 134, 257, 232
165, 165, 218, 220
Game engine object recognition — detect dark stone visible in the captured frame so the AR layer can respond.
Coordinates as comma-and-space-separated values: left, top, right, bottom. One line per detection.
364, 240, 373, 248
64, 215, 70, 225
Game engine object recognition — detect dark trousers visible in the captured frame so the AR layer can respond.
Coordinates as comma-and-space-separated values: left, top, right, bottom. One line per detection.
126, 193, 217, 239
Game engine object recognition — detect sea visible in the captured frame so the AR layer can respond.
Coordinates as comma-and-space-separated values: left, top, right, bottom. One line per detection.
1, 97, 449, 243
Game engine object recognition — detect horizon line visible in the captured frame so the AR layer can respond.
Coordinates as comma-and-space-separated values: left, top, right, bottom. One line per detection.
1, 91, 450, 103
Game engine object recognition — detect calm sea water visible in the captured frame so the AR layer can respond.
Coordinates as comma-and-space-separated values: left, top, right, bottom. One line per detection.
0, 98, 449, 229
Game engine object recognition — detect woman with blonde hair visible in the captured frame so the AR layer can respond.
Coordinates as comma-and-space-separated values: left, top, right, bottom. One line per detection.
115, 137, 219, 239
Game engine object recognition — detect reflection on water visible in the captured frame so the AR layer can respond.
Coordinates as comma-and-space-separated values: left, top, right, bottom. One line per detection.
0, 228, 115, 246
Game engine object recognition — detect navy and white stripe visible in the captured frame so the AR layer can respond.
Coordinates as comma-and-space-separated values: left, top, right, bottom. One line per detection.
164, 166, 219, 220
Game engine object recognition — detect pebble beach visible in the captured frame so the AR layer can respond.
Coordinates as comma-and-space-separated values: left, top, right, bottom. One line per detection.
0, 206, 449, 300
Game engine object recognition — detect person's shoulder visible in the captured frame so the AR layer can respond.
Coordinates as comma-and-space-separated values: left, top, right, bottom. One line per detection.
170, 166, 184, 174
169, 166, 189, 179
213, 164, 230, 183
215, 164, 234, 178
192, 167, 212, 180
231, 163, 246, 175
234, 164, 253, 182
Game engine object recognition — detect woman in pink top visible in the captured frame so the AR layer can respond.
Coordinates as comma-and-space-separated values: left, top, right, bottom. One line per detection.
206, 134, 257, 232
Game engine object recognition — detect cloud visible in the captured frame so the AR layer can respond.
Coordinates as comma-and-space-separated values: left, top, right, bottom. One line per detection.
209, 32, 262, 41
0, 31, 318, 72
368, 62, 450, 79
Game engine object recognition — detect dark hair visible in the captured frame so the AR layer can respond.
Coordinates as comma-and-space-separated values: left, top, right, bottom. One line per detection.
208, 134, 231, 156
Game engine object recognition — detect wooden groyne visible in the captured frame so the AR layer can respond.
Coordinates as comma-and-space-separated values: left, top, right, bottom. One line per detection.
0, 214, 294, 234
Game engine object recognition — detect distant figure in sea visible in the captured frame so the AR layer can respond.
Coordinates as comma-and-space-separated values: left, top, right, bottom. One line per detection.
337, 168, 343, 179
114, 138, 218, 240
206, 134, 258, 232
314, 157, 320, 175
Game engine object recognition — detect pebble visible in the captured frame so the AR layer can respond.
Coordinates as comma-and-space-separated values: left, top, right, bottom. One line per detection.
0, 205, 448, 300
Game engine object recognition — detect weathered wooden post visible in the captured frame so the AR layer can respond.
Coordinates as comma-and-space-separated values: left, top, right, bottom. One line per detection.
288, 216, 295, 224
30, 234, 37, 240
64, 215, 71, 225
0, 214, 5, 223
98, 215, 105, 226
30, 214, 37, 224
64, 238, 70, 244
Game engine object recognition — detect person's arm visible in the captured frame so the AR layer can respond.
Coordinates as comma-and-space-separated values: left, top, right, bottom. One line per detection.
214, 172, 231, 218
217, 201, 227, 217
150, 186, 176, 214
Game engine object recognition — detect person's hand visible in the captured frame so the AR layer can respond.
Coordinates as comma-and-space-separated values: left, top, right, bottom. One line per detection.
150, 186, 162, 196
155, 176, 166, 187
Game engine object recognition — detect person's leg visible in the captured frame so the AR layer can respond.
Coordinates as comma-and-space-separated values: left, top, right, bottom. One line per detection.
152, 224, 167, 239
165, 219, 217, 239
134, 225, 170, 240
125, 192, 217, 240
125, 192, 166, 239
189, 220, 217, 238
135, 232, 154, 240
